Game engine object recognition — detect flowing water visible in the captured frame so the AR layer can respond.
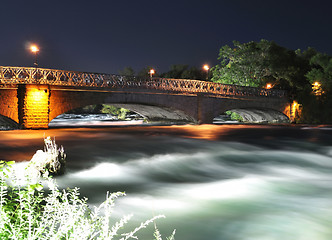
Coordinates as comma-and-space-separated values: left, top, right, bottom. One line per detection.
1, 124, 332, 240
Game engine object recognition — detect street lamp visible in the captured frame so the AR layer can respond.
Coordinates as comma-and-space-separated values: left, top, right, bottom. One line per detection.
266, 83, 272, 89
149, 69, 155, 78
30, 44, 39, 83
203, 64, 209, 80
30, 44, 39, 67
312, 81, 323, 96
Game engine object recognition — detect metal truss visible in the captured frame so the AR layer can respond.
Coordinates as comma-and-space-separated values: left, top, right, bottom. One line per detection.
0, 66, 286, 98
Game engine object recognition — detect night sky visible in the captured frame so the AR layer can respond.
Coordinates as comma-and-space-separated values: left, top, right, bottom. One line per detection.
1, 0, 331, 75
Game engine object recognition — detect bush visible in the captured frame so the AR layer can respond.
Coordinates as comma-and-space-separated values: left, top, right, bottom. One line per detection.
101, 105, 130, 120
225, 111, 243, 122
0, 160, 175, 240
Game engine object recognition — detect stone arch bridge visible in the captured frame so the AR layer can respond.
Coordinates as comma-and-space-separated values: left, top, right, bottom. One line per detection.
0, 66, 291, 129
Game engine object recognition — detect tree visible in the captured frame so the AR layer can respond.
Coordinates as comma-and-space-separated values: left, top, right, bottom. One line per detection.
137, 66, 157, 78
210, 40, 332, 123
101, 104, 130, 120
161, 64, 205, 80
161, 64, 189, 79
118, 66, 135, 76
301, 52, 332, 123
211, 41, 263, 87
305, 52, 332, 93
181, 66, 205, 80
211, 40, 310, 91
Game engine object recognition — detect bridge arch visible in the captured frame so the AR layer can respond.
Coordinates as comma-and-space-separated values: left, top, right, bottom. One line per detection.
48, 86, 291, 125
214, 108, 289, 123
50, 103, 195, 124
108, 104, 194, 122
0, 87, 19, 126
49, 87, 200, 124
0, 115, 19, 129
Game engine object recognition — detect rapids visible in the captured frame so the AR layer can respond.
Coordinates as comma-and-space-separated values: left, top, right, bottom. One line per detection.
1, 124, 332, 239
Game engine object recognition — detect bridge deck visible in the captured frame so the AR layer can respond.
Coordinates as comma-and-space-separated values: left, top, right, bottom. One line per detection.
0, 66, 286, 98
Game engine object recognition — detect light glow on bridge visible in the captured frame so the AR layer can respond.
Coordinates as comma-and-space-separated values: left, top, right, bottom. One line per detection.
28, 88, 46, 101
21, 86, 50, 128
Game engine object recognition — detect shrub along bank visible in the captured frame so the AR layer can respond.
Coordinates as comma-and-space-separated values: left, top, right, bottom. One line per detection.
0, 139, 175, 240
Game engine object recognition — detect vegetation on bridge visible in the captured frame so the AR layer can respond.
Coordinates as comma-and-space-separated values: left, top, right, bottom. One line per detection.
210, 39, 332, 123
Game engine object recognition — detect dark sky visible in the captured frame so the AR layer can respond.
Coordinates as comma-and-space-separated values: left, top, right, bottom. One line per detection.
1, 0, 331, 74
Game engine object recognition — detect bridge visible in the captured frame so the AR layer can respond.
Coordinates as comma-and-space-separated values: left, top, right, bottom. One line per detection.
0, 66, 292, 129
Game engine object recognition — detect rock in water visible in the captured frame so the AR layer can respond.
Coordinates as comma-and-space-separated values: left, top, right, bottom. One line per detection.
28, 137, 66, 178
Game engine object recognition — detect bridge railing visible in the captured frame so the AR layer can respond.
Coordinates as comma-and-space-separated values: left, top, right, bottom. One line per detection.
0, 66, 286, 98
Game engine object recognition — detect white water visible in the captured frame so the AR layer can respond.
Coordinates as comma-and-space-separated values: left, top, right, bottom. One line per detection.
2, 124, 332, 239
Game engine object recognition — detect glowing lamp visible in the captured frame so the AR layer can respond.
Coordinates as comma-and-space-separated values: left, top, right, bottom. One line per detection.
149, 69, 155, 78
203, 64, 209, 71
30, 44, 40, 70
266, 83, 272, 89
312, 81, 323, 96
30, 45, 39, 53
203, 64, 210, 80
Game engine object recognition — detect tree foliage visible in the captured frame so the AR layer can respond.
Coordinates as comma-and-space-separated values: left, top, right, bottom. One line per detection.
116, 65, 205, 80
101, 105, 130, 120
118, 66, 135, 76
137, 66, 156, 78
211, 40, 310, 91
305, 52, 332, 92
160, 64, 205, 80
300, 52, 332, 123
211, 39, 332, 123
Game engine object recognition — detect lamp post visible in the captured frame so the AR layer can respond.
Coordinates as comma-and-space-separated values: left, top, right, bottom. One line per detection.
312, 81, 323, 96
30, 44, 39, 83
203, 64, 209, 80
30, 45, 39, 67
149, 69, 155, 78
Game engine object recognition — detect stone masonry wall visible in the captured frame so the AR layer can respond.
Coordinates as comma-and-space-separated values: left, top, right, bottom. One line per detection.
0, 88, 19, 123
17, 84, 50, 129
0, 84, 290, 129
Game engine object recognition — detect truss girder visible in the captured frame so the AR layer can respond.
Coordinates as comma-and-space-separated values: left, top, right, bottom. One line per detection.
0, 66, 286, 98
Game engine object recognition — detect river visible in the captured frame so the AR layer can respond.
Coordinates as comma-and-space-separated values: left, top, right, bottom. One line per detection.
1, 123, 332, 240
